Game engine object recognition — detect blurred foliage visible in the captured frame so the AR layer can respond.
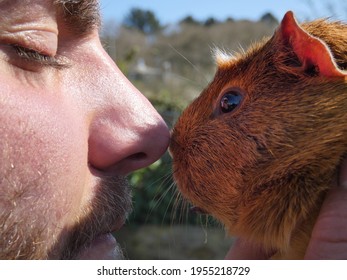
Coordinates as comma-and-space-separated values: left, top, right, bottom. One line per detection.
260, 12, 279, 25
127, 152, 174, 224
123, 8, 161, 34
101, 9, 280, 226
180, 15, 201, 25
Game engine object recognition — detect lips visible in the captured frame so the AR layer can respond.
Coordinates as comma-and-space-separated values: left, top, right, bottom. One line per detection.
78, 209, 129, 260
73, 215, 127, 260
75, 233, 124, 260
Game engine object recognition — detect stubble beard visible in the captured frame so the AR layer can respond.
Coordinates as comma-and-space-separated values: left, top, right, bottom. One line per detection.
0, 175, 132, 260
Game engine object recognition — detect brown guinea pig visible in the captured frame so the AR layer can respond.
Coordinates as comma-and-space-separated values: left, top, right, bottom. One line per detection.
170, 11, 347, 259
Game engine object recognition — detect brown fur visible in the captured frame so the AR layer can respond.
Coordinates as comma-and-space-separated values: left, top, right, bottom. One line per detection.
170, 12, 347, 259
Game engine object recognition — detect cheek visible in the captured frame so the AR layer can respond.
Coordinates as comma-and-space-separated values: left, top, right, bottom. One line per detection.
0, 84, 88, 241
172, 126, 259, 225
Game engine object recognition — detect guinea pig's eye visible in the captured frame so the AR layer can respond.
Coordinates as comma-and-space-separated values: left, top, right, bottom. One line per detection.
220, 91, 242, 113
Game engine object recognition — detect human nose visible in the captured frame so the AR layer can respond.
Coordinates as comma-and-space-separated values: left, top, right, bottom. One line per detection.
87, 54, 170, 176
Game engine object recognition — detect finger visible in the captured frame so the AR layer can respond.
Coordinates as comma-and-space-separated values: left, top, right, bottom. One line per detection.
305, 158, 347, 259
340, 157, 347, 188
225, 238, 273, 260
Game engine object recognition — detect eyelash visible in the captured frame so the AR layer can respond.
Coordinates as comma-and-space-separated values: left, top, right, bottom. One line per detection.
12, 45, 69, 69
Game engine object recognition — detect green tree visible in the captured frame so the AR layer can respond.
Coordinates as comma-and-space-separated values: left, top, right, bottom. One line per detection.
180, 15, 200, 25
123, 8, 161, 34
260, 12, 279, 25
204, 17, 219, 27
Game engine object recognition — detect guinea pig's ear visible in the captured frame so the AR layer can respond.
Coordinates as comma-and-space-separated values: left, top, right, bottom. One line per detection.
276, 11, 345, 77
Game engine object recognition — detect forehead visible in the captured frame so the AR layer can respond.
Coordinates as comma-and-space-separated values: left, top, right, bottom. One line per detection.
0, 0, 98, 10
0, 0, 101, 34
55, 0, 101, 33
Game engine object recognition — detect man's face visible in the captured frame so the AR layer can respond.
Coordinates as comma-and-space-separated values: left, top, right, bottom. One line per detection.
0, 0, 169, 259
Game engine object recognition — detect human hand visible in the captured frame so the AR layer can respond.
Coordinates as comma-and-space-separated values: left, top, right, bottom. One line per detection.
225, 158, 347, 260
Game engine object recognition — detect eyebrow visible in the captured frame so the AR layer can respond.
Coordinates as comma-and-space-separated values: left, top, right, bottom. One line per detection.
54, 0, 101, 34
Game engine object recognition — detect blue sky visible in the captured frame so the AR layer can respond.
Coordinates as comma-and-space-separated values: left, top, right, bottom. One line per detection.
100, 0, 346, 25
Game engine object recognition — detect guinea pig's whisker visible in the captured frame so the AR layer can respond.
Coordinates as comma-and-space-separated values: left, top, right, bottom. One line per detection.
168, 44, 209, 84
160, 185, 179, 226
166, 72, 206, 88
169, 185, 186, 225
145, 173, 174, 223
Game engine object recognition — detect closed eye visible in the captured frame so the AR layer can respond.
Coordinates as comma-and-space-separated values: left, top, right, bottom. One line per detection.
11, 44, 69, 69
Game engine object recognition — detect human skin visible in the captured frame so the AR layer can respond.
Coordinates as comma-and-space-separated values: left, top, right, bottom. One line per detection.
0, 0, 170, 259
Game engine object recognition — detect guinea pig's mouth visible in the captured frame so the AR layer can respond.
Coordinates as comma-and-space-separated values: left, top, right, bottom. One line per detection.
189, 206, 209, 215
